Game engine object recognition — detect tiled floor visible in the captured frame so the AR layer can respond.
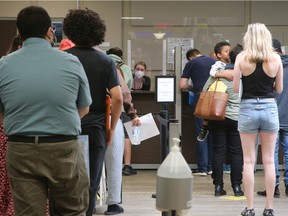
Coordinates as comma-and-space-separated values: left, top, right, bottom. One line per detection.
95, 170, 287, 216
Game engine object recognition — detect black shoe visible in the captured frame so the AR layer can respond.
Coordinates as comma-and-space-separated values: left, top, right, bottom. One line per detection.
104, 204, 124, 215
257, 186, 280, 198
122, 165, 137, 176
285, 184, 288, 197
263, 208, 274, 216
215, 185, 227, 196
241, 207, 255, 216
232, 184, 244, 196
197, 128, 209, 141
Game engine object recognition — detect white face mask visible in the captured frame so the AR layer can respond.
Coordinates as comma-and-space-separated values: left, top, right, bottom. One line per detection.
135, 70, 144, 79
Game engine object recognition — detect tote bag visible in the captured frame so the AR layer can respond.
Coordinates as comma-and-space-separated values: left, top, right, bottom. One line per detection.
194, 79, 228, 120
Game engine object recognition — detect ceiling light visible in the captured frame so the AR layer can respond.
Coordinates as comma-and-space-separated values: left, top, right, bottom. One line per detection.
121, 17, 144, 20
153, 32, 166, 39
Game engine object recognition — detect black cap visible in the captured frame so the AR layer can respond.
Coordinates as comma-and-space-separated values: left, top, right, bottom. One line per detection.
272, 39, 282, 53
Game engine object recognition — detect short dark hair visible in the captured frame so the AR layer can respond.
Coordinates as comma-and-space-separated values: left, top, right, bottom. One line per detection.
16, 6, 51, 40
186, 48, 201, 60
272, 39, 282, 54
106, 47, 123, 58
214, 41, 231, 55
63, 8, 106, 47
229, 44, 243, 63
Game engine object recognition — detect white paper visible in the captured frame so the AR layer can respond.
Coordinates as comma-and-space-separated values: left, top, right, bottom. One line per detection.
124, 113, 160, 145
156, 77, 175, 102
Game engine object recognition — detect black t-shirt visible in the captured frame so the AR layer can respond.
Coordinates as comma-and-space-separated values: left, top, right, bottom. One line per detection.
66, 47, 120, 126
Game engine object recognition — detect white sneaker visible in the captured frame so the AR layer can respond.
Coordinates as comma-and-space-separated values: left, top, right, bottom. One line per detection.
193, 171, 207, 176
207, 171, 213, 175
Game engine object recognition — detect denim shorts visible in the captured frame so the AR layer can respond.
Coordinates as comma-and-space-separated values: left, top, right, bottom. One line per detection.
238, 98, 279, 133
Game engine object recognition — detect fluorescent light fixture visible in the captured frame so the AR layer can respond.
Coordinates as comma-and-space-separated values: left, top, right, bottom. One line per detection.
121, 17, 144, 20
153, 32, 166, 39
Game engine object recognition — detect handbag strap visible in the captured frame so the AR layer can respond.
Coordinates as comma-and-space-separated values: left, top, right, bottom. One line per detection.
213, 78, 219, 93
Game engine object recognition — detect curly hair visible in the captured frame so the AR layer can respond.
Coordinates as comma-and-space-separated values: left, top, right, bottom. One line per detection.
63, 8, 106, 47
214, 41, 230, 55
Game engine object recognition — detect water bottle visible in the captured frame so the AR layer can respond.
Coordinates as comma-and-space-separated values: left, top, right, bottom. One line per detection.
131, 126, 141, 145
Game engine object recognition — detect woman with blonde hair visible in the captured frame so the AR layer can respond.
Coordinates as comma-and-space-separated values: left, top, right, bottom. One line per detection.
233, 23, 283, 216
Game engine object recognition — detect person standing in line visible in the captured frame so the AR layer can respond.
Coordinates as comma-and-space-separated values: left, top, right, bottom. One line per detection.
63, 8, 123, 216
0, 6, 92, 216
179, 48, 215, 176
203, 44, 244, 197
257, 39, 288, 198
0, 34, 22, 216
107, 47, 133, 89
106, 47, 137, 176
233, 23, 283, 216
197, 41, 231, 142
104, 47, 141, 214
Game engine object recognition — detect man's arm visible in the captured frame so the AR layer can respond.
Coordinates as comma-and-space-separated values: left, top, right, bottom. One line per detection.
108, 85, 123, 145
179, 77, 192, 91
78, 106, 89, 118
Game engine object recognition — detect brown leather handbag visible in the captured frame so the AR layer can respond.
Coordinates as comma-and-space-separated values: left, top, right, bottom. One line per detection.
194, 79, 228, 121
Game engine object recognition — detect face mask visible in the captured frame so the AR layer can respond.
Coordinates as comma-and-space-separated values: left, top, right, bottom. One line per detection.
135, 70, 144, 79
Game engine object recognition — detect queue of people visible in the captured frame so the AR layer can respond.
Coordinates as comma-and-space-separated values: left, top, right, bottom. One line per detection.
0, 5, 287, 216
180, 23, 285, 216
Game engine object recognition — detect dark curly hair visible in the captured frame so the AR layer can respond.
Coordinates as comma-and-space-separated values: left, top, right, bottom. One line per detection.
214, 41, 230, 55
63, 8, 106, 47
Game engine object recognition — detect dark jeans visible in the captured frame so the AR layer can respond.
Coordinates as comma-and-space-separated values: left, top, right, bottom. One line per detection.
81, 115, 107, 216
210, 118, 243, 187
193, 92, 212, 172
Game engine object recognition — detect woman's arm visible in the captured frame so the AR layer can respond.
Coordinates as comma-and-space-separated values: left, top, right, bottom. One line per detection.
232, 54, 242, 93
274, 54, 283, 94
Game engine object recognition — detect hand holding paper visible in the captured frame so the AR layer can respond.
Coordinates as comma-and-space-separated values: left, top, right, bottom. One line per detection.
124, 113, 160, 145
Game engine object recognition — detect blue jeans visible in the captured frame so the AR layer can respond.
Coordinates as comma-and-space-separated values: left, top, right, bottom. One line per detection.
193, 92, 212, 172
275, 129, 288, 187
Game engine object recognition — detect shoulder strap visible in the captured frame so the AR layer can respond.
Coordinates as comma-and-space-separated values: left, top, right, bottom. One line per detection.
116, 62, 125, 79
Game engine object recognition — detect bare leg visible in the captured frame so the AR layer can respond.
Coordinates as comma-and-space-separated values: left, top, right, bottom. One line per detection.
260, 132, 277, 210
239, 132, 258, 209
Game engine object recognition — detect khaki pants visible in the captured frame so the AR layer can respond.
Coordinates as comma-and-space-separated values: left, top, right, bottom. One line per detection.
7, 138, 89, 216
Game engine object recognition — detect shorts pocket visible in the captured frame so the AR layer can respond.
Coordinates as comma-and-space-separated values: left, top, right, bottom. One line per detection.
238, 108, 255, 132
265, 107, 279, 130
